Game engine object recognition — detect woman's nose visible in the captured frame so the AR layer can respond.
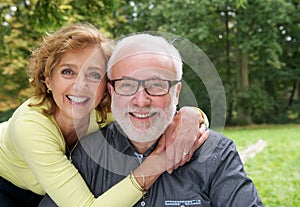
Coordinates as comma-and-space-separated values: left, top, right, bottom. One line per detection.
73, 73, 88, 91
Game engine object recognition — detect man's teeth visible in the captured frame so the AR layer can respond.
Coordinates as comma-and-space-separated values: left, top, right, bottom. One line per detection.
132, 112, 154, 118
67, 95, 89, 103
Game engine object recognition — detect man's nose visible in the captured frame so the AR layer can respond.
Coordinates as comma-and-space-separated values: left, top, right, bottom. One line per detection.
132, 88, 151, 107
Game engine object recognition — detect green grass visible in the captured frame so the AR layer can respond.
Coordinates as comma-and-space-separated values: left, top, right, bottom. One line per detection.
223, 124, 300, 207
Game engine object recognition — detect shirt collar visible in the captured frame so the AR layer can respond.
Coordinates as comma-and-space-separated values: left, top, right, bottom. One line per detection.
108, 122, 159, 158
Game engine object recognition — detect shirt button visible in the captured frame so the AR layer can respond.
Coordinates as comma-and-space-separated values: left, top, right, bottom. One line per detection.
141, 201, 146, 206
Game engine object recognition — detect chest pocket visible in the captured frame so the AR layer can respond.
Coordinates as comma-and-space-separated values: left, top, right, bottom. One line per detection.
164, 199, 202, 206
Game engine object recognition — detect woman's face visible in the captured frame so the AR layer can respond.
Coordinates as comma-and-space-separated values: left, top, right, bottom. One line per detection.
45, 46, 107, 121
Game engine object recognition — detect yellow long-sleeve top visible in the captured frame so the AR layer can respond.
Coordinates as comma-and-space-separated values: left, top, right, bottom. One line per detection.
0, 98, 141, 207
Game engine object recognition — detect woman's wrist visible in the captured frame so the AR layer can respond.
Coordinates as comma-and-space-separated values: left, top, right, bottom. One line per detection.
132, 167, 161, 191
130, 170, 147, 198
132, 153, 164, 191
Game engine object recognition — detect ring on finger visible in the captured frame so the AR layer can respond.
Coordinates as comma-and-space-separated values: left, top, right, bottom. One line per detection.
183, 151, 190, 156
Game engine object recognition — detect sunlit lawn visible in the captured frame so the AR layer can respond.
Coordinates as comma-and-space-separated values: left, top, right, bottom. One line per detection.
223, 124, 300, 207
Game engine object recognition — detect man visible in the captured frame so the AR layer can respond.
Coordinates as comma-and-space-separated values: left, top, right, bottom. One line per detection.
42, 34, 263, 206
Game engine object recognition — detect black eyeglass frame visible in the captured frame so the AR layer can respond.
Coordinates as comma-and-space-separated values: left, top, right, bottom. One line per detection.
109, 77, 181, 96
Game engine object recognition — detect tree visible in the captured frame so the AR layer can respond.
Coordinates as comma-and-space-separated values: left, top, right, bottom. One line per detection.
1, 0, 299, 124
233, 0, 296, 124
0, 0, 118, 119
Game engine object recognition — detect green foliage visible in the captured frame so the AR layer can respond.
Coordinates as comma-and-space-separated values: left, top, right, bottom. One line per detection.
0, 108, 15, 122
0, 0, 299, 125
245, 85, 277, 123
0, 0, 118, 114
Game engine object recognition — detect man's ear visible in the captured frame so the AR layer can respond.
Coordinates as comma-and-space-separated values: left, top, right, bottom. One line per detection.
107, 82, 113, 95
175, 82, 182, 99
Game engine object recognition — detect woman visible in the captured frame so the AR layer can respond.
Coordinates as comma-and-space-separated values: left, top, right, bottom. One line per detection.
0, 23, 209, 207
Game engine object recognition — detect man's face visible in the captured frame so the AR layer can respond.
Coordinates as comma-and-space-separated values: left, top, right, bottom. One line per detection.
108, 53, 181, 143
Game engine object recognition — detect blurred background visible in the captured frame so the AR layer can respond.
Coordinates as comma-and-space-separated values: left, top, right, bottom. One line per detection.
0, 0, 299, 125
0, 0, 299, 206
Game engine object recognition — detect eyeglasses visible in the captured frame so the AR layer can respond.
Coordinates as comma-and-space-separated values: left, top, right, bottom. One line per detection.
109, 78, 181, 96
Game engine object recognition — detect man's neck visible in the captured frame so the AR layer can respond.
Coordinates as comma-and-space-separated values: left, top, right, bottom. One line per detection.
129, 139, 158, 154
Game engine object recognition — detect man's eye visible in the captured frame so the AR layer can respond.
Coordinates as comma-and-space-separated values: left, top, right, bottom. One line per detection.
149, 80, 168, 89
120, 83, 134, 88
87, 71, 102, 80
151, 83, 164, 88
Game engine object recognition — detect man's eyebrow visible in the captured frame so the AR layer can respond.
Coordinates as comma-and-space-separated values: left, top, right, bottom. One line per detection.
120, 75, 163, 79
148, 75, 163, 79
119, 76, 136, 80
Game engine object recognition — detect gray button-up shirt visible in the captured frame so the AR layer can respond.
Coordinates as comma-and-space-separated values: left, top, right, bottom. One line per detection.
40, 122, 263, 207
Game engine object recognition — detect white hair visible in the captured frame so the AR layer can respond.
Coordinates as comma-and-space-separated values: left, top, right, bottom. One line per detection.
107, 33, 183, 80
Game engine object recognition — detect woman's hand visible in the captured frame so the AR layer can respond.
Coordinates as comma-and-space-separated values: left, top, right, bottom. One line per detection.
155, 106, 209, 173
134, 107, 209, 190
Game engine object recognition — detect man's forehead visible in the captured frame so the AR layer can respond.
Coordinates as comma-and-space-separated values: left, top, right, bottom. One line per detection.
122, 68, 176, 78
109, 53, 178, 79
111, 35, 179, 62
112, 52, 176, 65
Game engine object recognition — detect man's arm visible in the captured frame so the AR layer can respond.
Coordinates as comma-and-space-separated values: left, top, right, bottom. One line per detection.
209, 134, 263, 207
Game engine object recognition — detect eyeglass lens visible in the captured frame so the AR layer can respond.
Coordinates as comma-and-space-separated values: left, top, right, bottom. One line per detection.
114, 79, 170, 96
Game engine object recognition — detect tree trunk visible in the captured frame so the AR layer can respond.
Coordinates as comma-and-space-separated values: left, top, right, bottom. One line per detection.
236, 48, 252, 125
288, 81, 296, 107
225, 2, 233, 125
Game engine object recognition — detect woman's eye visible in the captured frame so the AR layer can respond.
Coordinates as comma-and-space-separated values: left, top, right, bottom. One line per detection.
87, 71, 102, 81
61, 68, 75, 76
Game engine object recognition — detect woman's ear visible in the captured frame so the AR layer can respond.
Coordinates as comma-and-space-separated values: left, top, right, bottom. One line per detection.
44, 77, 52, 90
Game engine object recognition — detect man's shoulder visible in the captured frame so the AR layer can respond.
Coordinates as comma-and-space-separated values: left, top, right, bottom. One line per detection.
75, 130, 106, 158
77, 122, 124, 152
73, 124, 116, 166
193, 129, 235, 162
207, 130, 233, 148
80, 122, 116, 142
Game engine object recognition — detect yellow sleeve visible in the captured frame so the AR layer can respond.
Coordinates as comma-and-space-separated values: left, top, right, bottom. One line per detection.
92, 175, 142, 207
195, 107, 210, 128
8, 103, 141, 207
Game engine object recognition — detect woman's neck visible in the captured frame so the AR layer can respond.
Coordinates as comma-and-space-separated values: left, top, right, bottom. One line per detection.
55, 112, 90, 147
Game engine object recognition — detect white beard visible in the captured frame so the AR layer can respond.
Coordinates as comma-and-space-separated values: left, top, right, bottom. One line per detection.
111, 95, 177, 143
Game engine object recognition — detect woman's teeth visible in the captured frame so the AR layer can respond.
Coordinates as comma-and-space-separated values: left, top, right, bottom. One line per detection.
67, 95, 89, 103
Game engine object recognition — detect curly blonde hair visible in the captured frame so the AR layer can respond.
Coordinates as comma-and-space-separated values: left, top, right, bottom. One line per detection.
26, 23, 113, 124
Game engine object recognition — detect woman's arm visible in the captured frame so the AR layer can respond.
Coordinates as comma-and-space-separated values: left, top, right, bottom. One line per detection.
156, 106, 209, 173
12, 113, 143, 207
12, 105, 208, 207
